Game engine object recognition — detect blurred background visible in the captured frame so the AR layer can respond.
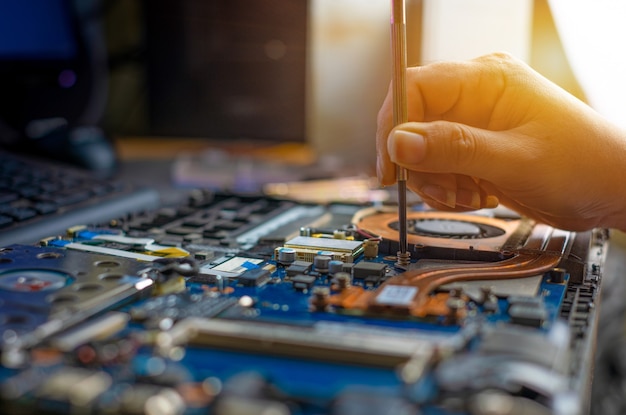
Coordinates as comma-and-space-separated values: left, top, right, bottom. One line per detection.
101, 0, 588, 171
4, 0, 625, 174
4, 0, 617, 176
1, 1, 626, 413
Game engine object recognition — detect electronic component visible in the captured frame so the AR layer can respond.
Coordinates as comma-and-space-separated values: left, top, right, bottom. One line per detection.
276, 247, 296, 265
328, 260, 344, 275
285, 260, 312, 278
330, 218, 573, 319
362, 238, 380, 259
159, 318, 439, 369
331, 389, 416, 415
50, 312, 130, 352
109, 383, 186, 415
507, 296, 549, 327
35, 368, 113, 409
313, 254, 332, 274
0, 193, 608, 414
129, 293, 238, 323
354, 210, 526, 256
237, 268, 271, 287
341, 262, 355, 276
200, 255, 264, 278
0, 244, 152, 352
276, 236, 364, 262
291, 275, 317, 291
352, 261, 387, 281
212, 372, 291, 415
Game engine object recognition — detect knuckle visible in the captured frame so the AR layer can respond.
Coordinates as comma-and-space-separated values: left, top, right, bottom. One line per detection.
478, 51, 515, 64
475, 52, 518, 81
446, 123, 479, 170
490, 51, 515, 61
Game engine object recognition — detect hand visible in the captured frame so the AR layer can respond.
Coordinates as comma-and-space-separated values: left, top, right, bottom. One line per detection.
376, 53, 626, 231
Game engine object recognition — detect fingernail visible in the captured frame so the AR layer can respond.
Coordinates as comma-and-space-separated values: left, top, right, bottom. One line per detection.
421, 184, 456, 209
485, 195, 499, 209
456, 189, 481, 210
388, 130, 426, 164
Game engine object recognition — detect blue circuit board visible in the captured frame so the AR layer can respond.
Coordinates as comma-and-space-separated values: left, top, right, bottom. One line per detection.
0, 194, 606, 415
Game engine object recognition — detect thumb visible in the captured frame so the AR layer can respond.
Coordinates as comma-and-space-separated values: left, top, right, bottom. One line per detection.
387, 121, 520, 181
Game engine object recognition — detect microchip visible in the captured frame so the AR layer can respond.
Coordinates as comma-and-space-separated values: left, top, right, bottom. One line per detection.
237, 268, 271, 287
291, 274, 317, 291
352, 262, 386, 280
286, 260, 312, 277
374, 285, 418, 306
275, 236, 364, 263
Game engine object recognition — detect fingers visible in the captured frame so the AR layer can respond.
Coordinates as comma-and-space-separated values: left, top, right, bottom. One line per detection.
376, 53, 531, 187
402, 53, 542, 133
407, 172, 498, 211
379, 117, 514, 211
488, 191, 596, 231
380, 119, 519, 212
419, 196, 499, 213
375, 53, 626, 231
387, 121, 527, 185
405, 54, 513, 127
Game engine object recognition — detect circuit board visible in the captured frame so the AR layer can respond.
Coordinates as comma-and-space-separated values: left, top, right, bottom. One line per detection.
0, 192, 606, 415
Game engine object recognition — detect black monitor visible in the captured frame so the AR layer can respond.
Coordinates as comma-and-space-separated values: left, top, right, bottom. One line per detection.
143, 0, 308, 142
0, 0, 115, 174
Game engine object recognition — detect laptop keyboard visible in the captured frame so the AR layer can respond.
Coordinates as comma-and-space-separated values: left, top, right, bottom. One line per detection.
0, 151, 160, 245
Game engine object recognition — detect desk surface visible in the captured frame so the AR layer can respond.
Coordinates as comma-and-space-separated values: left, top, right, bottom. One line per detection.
113, 137, 318, 205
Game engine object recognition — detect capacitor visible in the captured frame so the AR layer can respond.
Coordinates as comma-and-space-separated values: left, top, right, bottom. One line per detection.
446, 296, 466, 325
334, 272, 351, 290
313, 255, 331, 274
215, 275, 225, 293
480, 286, 499, 313
311, 286, 331, 311
480, 286, 493, 305
363, 238, 380, 259
277, 248, 296, 265
328, 260, 344, 276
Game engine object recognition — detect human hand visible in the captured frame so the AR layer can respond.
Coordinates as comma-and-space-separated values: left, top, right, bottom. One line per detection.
376, 53, 626, 231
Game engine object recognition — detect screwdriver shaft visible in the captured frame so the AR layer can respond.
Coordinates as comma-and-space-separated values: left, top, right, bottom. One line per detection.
391, 0, 410, 265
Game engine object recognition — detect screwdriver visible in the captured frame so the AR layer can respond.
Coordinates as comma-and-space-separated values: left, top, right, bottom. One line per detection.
391, 0, 410, 268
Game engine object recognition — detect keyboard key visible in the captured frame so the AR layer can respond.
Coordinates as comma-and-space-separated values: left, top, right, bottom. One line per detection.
18, 186, 41, 198
32, 202, 58, 215
0, 150, 160, 245
47, 190, 91, 207
0, 214, 14, 228
0, 191, 18, 204
0, 207, 37, 221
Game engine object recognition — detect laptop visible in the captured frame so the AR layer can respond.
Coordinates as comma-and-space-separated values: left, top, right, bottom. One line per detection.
0, 0, 159, 245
